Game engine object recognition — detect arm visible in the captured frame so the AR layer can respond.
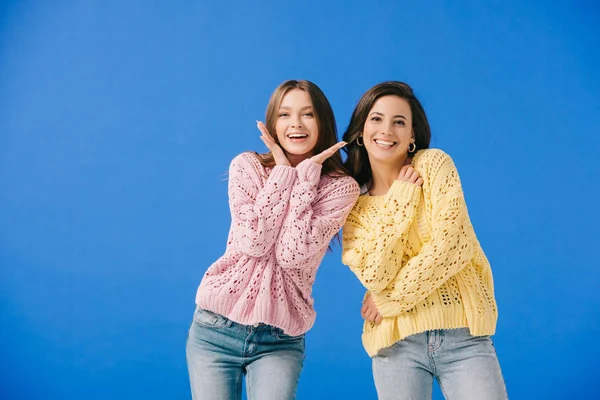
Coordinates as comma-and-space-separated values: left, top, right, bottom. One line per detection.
228, 153, 297, 257
275, 159, 360, 268
341, 180, 422, 293
371, 151, 477, 317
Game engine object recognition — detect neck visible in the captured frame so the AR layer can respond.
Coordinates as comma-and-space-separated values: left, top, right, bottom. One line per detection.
367, 155, 409, 195
284, 152, 312, 168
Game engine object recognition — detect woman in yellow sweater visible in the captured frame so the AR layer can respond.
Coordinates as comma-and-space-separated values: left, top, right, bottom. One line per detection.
341, 81, 507, 399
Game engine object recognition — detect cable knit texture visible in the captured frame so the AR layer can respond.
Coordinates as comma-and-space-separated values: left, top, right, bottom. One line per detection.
196, 152, 360, 336
342, 149, 498, 357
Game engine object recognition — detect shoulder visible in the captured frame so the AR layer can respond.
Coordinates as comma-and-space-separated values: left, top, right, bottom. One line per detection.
413, 148, 453, 166
230, 152, 266, 174
227, 152, 272, 185
231, 151, 259, 167
413, 148, 458, 179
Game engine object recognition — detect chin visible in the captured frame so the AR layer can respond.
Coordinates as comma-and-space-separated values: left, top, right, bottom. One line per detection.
286, 146, 314, 156
370, 152, 404, 164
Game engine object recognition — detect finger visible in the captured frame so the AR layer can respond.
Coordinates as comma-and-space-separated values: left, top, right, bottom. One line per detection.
311, 146, 342, 164
415, 177, 424, 186
259, 135, 272, 149
398, 165, 410, 181
261, 132, 277, 147
327, 141, 347, 153
364, 306, 377, 321
375, 314, 383, 324
257, 122, 278, 147
367, 310, 379, 323
363, 294, 370, 304
361, 302, 368, 315
256, 121, 270, 136
409, 169, 420, 183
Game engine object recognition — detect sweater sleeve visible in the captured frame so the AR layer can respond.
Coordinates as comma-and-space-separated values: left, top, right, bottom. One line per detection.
274, 159, 360, 269
228, 153, 297, 257
371, 150, 477, 317
341, 180, 422, 293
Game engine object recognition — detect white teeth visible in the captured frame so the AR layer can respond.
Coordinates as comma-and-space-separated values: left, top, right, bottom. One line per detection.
288, 134, 308, 138
374, 139, 395, 147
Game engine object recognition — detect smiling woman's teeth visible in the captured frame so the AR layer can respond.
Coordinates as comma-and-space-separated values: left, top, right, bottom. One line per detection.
289, 134, 308, 138
374, 139, 395, 147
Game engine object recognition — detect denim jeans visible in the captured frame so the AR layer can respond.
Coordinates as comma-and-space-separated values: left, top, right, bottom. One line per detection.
372, 328, 507, 400
186, 307, 305, 400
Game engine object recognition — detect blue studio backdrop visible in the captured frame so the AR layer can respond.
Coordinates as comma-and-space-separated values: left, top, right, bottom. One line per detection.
1, 1, 599, 399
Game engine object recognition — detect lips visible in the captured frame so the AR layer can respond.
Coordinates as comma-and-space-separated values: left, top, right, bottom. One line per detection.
287, 132, 309, 139
374, 138, 397, 148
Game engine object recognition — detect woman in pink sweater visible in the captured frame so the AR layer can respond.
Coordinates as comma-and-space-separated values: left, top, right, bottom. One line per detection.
186, 80, 360, 400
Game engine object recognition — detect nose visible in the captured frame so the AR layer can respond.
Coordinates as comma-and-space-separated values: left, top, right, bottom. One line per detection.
380, 122, 394, 135
291, 114, 303, 128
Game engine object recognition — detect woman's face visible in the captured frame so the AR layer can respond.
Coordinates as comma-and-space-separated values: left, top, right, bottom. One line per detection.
362, 95, 414, 165
275, 89, 319, 161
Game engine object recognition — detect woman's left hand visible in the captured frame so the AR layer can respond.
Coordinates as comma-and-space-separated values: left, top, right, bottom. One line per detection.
361, 293, 383, 324
309, 141, 347, 165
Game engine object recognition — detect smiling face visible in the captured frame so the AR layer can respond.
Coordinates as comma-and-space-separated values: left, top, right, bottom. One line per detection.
274, 88, 319, 162
362, 95, 415, 166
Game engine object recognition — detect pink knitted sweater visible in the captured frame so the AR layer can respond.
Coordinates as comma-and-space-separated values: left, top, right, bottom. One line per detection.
195, 152, 360, 335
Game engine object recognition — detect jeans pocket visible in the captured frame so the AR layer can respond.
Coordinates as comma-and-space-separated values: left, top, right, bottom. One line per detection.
193, 308, 230, 329
273, 327, 305, 342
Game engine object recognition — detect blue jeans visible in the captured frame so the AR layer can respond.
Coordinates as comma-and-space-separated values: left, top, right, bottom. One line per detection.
186, 307, 305, 400
372, 328, 507, 400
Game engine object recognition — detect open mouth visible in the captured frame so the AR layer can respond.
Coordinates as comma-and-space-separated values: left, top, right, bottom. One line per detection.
287, 133, 309, 141
373, 138, 397, 148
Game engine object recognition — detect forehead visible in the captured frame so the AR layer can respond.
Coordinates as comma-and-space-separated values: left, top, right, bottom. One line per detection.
371, 95, 411, 117
280, 88, 313, 108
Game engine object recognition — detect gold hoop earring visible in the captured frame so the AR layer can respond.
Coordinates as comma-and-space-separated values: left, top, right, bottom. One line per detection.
408, 142, 416, 153
356, 136, 364, 146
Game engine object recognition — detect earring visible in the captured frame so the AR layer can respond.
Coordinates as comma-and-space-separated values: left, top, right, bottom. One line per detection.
408, 142, 416, 153
356, 136, 364, 146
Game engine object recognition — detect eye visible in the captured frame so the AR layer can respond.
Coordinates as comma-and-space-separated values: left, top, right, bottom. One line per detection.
279, 112, 289, 117
303, 112, 314, 117
370, 116, 382, 122
394, 120, 406, 126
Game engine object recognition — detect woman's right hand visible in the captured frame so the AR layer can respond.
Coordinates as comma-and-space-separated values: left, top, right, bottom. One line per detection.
362, 293, 383, 324
257, 121, 291, 167
397, 164, 423, 186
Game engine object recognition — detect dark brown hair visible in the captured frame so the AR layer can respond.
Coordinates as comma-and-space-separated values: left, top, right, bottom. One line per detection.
342, 81, 431, 186
255, 80, 347, 176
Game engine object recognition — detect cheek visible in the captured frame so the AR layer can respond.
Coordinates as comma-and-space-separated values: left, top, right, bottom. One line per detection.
274, 121, 287, 140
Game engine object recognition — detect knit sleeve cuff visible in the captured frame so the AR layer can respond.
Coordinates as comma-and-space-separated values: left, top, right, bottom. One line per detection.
295, 158, 322, 184
268, 165, 297, 187
371, 292, 403, 318
388, 180, 421, 202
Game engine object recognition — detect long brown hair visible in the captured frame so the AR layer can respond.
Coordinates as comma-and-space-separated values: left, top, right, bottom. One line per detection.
342, 81, 431, 186
255, 80, 347, 176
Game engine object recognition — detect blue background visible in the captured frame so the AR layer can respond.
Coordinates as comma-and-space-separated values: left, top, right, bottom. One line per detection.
1, 1, 598, 399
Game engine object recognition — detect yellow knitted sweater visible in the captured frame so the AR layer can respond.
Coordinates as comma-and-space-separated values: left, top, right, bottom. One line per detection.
342, 149, 498, 357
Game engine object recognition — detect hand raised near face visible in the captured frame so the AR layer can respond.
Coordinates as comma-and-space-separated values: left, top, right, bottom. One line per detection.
257, 121, 290, 167
397, 164, 423, 186
309, 141, 347, 165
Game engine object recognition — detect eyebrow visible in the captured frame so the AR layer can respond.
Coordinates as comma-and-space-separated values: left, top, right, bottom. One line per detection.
369, 111, 407, 119
279, 105, 313, 110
